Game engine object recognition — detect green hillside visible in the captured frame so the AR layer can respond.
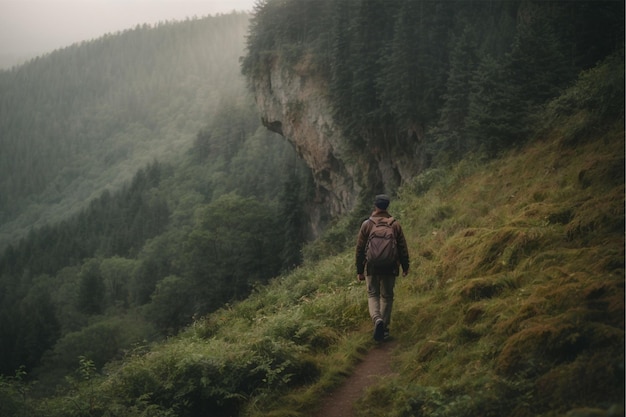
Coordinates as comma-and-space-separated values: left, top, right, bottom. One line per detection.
0, 1, 622, 416
1, 52, 622, 417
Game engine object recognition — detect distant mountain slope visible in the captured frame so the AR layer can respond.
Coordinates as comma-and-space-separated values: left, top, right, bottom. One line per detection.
0, 12, 250, 249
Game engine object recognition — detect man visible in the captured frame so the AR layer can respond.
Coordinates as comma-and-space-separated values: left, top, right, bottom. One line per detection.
355, 194, 410, 341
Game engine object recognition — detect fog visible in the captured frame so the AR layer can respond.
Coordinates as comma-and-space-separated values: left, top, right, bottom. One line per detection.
0, 0, 256, 68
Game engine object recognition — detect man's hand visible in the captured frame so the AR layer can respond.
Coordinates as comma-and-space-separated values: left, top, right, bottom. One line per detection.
357, 273, 365, 281
402, 269, 409, 277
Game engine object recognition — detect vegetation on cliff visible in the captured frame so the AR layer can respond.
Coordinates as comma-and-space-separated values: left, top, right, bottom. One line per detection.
243, 0, 624, 194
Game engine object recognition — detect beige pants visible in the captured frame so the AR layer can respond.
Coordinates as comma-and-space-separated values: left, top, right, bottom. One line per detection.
366, 274, 396, 328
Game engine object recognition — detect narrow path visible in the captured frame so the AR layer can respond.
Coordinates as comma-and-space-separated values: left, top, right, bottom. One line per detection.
312, 340, 397, 417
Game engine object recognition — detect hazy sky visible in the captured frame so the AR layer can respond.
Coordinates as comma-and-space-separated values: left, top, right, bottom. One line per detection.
0, 0, 257, 67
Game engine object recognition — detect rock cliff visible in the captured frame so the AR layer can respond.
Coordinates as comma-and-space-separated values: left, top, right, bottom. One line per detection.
251, 54, 427, 230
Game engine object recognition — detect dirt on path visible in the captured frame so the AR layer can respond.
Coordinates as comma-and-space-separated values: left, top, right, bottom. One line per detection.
312, 340, 398, 417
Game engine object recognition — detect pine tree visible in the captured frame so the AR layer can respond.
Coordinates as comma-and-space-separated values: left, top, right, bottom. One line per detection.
377, 0, 453, 150
378, 0, 421, 126
350, 0, 390, 126
507, 2, 573, 111
428, 22, 479, 163
328, 0, 356, 133
466, 54, 524, 157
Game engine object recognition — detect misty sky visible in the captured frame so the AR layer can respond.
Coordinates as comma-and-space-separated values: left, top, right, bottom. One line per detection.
0, 0, 257, 68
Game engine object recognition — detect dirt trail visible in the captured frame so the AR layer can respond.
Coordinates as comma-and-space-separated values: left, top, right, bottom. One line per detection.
312, 340, 397, 417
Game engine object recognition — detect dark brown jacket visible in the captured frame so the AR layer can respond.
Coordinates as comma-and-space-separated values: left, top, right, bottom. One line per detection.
355, 210, 410, 276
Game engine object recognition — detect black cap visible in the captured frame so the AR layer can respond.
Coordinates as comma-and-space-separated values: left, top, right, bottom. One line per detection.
374, 194, 390, 209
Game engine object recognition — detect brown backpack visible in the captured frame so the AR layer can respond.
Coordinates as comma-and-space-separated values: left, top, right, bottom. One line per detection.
365, 217, 397, 267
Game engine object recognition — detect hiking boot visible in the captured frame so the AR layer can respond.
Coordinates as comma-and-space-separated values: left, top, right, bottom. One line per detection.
373, 319, 385, 341
384, 328, 390, 340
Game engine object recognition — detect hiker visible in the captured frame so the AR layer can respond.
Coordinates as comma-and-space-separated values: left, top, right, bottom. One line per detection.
355, 194, 410, 341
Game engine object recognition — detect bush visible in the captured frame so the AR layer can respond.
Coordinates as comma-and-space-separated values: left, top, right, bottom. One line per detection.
100, 336, 319, 417
41, 315, 157, 372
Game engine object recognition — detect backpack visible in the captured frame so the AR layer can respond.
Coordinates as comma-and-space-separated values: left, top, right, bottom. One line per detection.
365, 216, 397, 267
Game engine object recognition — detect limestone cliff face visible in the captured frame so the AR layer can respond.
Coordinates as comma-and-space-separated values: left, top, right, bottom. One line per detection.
251, 55, 427, 231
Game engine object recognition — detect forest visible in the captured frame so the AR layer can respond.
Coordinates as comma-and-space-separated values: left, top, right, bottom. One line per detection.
0, 1, 624, 416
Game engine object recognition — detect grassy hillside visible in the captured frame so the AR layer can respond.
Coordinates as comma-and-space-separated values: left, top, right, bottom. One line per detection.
360, 114, 624, 416
4, 54, 621, 417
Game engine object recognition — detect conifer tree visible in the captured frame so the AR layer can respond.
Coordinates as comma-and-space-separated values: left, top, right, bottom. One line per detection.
466, 54, 523, 157
507, 2, 573, 111
350, 0, 389, 129
378, 0, 421, 126
377, 0, 453, 152
428, 22, 479, 163
328, 0, 355, 133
